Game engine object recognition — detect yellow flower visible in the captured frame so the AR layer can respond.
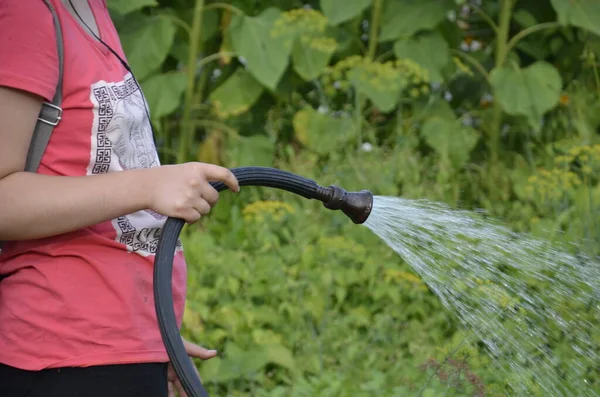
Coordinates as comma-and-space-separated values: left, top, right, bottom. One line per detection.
320, 56, 429, 99
527, 166, 581, 202
242, 200, 295, 223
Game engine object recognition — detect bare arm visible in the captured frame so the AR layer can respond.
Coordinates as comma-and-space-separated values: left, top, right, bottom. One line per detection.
0, 86, 238, 241
0, 86, 154, 241
0, 171, 155, 241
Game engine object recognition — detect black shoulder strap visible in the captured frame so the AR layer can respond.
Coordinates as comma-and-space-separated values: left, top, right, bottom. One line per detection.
25, 0, 64, 173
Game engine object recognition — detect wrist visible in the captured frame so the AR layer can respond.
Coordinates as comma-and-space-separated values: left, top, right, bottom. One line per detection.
126, 167, 157, 210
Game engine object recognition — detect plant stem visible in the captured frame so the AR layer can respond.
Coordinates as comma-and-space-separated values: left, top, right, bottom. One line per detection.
355, 91, 363, 147
495, 0, 513, 70
159, 14, 192, 36
504, 22, 561, 56
178, 0, 205, 164
375, 49, 394, 62
197, 52, 237, 69
353, 0, 381, 150
367, 0, 382, 60
489, 0, 514, 168
471, 4, 498, 33
450, 49, 490, 81
191, 119, 240, 139
202, 2, 244, 16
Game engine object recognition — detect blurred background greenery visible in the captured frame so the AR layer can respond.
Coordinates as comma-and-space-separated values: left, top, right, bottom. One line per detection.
107, 0, 600, 395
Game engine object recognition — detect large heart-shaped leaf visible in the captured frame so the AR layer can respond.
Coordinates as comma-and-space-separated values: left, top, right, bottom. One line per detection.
490, 61, 563, 130
228, 8, 290, 91
106, 0, 157, 15
550, 0, 600, 36
320, 0, 371, 25
393, 30, 450, 82
292, 107, 357, 154
380, 0, 455, 42
347, 63, 405, 113
269, 9, 337, 81
225, 135, 275, 168
140, 71, 186, 120
209, 68, 265, 119
291, 36, 337, 81
421, 116, 478, 169
119, 15, 176, 81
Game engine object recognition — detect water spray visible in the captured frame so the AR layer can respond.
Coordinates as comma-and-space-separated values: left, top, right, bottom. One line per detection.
153, 166, 374, 397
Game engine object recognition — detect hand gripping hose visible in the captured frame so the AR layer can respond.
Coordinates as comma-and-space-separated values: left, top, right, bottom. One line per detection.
153, 166, 373, 397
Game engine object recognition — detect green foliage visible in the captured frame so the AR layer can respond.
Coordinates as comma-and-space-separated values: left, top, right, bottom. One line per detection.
106, 0, 157, 15
320, 0, 370, 26
421, 116, 479, 169
550, 0, 600, 36
179, 195, 484, 396
210, 69, 264, 118
379, 0, 455, 41
141, 71, 187, 120
105, 0, 600, 394
273, 9, 338, 81
228, 8, 289, 90
393, 31, 451, 83
292, 107, 356, 155
118, 13, 176, 80
490, 61, 563, 131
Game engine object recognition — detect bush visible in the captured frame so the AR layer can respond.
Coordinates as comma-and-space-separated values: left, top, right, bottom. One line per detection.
107, 0, 600, 394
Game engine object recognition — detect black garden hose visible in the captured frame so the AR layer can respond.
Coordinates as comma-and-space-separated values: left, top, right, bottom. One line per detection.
153, 166, 373, 397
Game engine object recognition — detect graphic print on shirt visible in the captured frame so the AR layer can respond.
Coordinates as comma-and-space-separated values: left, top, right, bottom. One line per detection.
87, 73, 181, 256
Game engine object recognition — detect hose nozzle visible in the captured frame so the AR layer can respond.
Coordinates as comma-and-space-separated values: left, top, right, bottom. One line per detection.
316, 185, 373, 224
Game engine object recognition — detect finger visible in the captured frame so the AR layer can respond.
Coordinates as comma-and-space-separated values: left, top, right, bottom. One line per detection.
167, 363, 176, 381
183, 339, 218, 360
183, 208, 202, 224
193, 198, 212, 216
199, 184, 219, 207
175, 378, 187, 397
197, 163, 239, 193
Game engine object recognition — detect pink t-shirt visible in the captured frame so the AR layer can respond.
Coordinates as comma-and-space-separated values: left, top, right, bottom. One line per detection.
0, 0, 187, 370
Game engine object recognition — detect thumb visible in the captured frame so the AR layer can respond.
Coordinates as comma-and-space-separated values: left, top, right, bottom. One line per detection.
182, 338, 218, 360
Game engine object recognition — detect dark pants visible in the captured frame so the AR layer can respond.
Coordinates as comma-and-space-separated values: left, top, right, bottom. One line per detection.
0, 362, 169, 397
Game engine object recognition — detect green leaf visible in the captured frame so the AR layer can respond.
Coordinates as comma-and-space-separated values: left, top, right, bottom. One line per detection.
168, 9, 217, 64
421, 116, 478, 169
198, 356, 223, 381
106, 0, 157, 15
512, 9, 538, 28
209, 68, 265, 119
263, 344, 298, 373
490, 61, 563, 130
380, 0, 455, 42
228, 8, 290, 90
320, 0, 371, 25
225, 135, 275, 168
421, 388, 437, 397
393, 30, 450, 82
291, 36, 336, 81
141, 71, 186, 120
550, 0, 600, 36
347, 64, 404, 113
201, 9, 219, 42
119, 15, 176, 81
292, 107, 357, 154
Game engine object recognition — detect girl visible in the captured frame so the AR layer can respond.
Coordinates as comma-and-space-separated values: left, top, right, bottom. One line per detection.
0, 1, 237, 396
